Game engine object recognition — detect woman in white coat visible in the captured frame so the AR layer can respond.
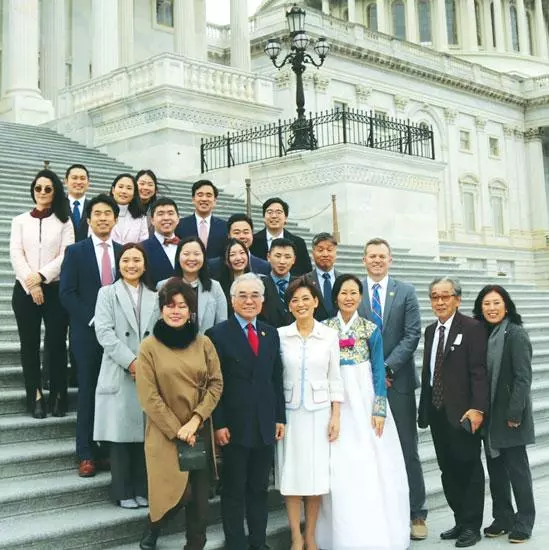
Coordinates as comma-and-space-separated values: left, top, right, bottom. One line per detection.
94, 242, 159, 509
276, 277, 343, 550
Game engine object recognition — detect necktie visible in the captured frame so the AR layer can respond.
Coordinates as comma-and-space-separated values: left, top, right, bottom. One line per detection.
322, 272, 332, 315
163, 236, 180, 246
432, 325, 446, 409
276, 279, 288, 302
100, 242, 113, 286
247, 323, 259, 356
198, 219, 208, 248
72, 200, 81, 228
371, 283, 383, 331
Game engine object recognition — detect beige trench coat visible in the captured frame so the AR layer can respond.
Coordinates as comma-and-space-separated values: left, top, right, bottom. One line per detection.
136, 333, 223, 522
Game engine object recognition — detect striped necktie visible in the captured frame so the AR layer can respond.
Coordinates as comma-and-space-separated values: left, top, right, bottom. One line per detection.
371, 283, 383, 331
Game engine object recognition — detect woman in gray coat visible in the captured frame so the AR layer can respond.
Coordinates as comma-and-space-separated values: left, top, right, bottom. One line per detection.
94, 242, 159, 509
473, 285, 535, 544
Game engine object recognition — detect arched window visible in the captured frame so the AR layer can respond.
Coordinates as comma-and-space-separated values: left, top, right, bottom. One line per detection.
446, 0, 458, 45
156, 0, 173, 27
418, 0, 432, 43
510, 4, 519, 51
367, 3, 378, 31
527, 11, 535, 54
475, 0, 483, 47
490, 2, 496, 48
392, 1, 406, 39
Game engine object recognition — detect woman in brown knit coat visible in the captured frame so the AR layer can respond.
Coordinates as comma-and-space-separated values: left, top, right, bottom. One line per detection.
136, 277, 223, 550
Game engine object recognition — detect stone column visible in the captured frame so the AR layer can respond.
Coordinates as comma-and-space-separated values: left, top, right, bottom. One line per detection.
118, 0, 134, 66
375, 0, 387, 32
465, 0, 478, 50
405, 0, 418, 42
0, 0, 54, 123
444, 108, 463, 237
91, 0, 119, 76
195, 0, 208, 61
482, 0, 493, 50
41, 0, 66, 102
535, 0, 549, 59
174, 0, 195, 57
475, 116, 493, 238
516, 0, 530, 54
502, 125, 521, 239
435, 0, 448, 49
230, 0, 251, 71
348, 0, 356, 22
322, 0, 330, 15
492, 0, 506, 52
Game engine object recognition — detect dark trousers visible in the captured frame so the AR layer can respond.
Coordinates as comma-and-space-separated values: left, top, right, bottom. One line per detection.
12, 281, 68, 412
221, 443, 274, 550
109, 442, 147, 501
486, 445, 535, 535
429, 405, 484, 531
72, 325, 104, 460
388, 388, 427, 520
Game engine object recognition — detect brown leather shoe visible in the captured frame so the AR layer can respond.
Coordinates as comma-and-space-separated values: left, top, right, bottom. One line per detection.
78, 459, 96, 477
411, 518, 428, 540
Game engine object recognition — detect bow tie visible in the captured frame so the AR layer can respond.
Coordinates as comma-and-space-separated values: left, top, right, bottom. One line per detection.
164, 236, 180, 246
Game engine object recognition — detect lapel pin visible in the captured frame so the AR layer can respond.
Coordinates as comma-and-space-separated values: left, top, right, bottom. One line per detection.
261, 331, 266, 336
450, 346, 455, 351
389, 292, 395, 297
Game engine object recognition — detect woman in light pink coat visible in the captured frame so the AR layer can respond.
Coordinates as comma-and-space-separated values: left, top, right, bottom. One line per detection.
10, 170, 75, 418
109, 174, 149, 244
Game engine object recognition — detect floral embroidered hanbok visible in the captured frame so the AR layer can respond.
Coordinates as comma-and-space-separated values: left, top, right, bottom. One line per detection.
316, 311, 410, 550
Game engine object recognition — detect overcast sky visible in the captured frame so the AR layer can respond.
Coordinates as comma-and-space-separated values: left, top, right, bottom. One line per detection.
206, 0, 264, 24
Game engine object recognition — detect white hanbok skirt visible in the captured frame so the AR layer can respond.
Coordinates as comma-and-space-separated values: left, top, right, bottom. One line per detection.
316, 360, 410, 550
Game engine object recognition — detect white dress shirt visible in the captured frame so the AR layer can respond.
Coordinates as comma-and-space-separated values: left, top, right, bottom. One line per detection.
366, 275, 389, 318
266, 229, 284, 250
315, 267, 335, 299
154, 231, 177, 267
91, 232, 116, 281
68, 194, 86, 219
429, 312, 456, 385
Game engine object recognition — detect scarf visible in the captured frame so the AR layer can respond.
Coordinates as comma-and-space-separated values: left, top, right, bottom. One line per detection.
30, 208, 53, 219
153, 318, 198, 350
485, 317, 509, 458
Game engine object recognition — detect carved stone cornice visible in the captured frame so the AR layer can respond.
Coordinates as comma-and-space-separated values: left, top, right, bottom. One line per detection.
525, 127, 543, 141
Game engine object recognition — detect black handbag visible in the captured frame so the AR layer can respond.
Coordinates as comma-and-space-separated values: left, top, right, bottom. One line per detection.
176, 435, 207, 472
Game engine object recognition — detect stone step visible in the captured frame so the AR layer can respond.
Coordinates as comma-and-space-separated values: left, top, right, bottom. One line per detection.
0, 413, 75, 445
0, 388, 77, 416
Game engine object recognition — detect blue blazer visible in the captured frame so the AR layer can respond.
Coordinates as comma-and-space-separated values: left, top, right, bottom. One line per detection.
174, 214, 228, 259
59, 238, 122, 343
206, 316, 286, 448
141, 236, 176, 286
208, 253, 270, 279
67, 197, 91, 242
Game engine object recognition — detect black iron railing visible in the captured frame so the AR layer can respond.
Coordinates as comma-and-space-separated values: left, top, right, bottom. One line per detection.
200, 107, 435, 173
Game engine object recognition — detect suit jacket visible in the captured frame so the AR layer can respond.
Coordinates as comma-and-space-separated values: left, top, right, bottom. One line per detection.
206, 316, 286, 447
208, 253, 270, 279
418, 310, 489, 429
141, 236, 176, 286
67, 197, 90, 242
304, 269, 341, 322
157, 278, 228, 334
174, 214, 228, 259
59, 238, 123, 345
358, 277, 421, 393
259, 275, 295, 328
251, 228, 312, 276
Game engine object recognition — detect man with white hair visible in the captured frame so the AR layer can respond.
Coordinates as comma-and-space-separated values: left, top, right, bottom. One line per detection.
206, 273, 286, 550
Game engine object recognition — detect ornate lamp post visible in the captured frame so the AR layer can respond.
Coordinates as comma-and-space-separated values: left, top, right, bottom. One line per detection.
264, 4, 330, 151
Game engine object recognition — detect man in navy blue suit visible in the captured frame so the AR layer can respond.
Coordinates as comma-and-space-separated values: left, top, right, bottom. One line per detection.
174, 179, 227, 259
60, 194, 122, 478
206, 273, 286, 550
141, 198, 180, 286
64, 163, 91, 242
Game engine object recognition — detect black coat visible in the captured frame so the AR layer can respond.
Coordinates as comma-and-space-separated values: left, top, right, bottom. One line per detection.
67, 197, 90, 242
304, 269, 341, 322
259, 275, 295, 328
175, 214, 228, 259
487, 323, 535, 449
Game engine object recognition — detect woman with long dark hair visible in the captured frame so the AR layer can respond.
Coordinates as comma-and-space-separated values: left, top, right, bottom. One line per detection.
136, 169, 158, 216
473, 285, 535, 544
109, 173, 149, 243
10, 169, 74, 418
217, 238, 250, 313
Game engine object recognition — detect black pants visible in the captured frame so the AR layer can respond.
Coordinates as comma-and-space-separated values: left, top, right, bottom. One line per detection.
486, 445, 535, 535
220, 443, 274, 550
12, 281, 68, 412
429, 405, 484, 531
109, 442, 147, 501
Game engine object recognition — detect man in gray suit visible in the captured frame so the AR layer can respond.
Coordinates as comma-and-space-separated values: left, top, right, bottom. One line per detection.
358, 238, 427, 540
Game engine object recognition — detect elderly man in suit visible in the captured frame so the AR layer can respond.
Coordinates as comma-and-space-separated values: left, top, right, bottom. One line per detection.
60, 194, 122, 478
174, 179, 227, 259
141, 198, 180, 286
304, 232, 339, 322
358, 238, 427, 540
250, 197, 312, 276
206, 273, 286, 550
418, 277, 489, 548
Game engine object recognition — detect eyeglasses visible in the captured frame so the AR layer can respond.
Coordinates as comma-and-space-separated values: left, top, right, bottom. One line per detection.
430, 294, 456, 303
265, 209, 285, 216
233, 292, 263, 301
34, 186, 53, 194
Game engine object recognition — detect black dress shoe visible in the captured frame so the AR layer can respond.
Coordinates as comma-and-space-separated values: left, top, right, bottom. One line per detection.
508, 530, 530, 543
139, 526, 160, 550
51, 395, 67, 417
484, 520, 511, 538
32, 397, 47, 419
440, 525, 462, 540
455, 528, 481, 547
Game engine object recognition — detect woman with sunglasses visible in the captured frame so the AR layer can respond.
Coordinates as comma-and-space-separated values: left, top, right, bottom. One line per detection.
10, 169, 74, 418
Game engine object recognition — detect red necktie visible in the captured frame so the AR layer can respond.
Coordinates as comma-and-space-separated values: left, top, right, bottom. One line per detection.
100, 242, 113, 286
163, 236, 180, 246
247, 323, 259, 356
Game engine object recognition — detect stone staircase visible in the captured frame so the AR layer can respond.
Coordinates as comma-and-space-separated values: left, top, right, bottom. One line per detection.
0, 121, 548, 548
